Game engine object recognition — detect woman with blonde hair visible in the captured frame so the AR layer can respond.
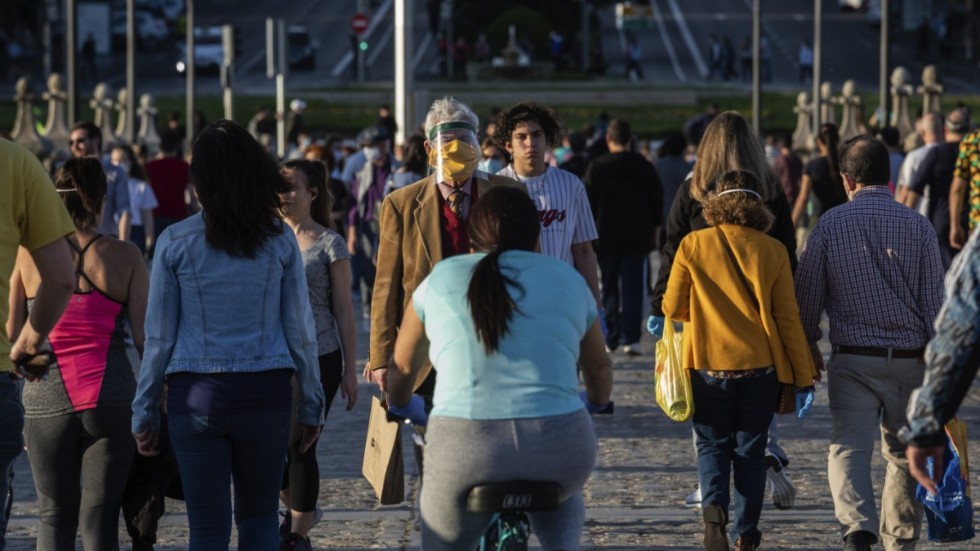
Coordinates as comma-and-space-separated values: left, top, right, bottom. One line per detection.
662, 169, 815, 551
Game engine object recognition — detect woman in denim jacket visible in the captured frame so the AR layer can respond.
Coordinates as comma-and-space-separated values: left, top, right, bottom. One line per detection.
131, 120, 326, 551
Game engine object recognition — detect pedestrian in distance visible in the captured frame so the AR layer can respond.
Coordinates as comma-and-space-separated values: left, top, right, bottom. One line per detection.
277, 159, 358, 551
795, 135, 944, 551
662, 169, 817, 551
111, 144, 158, 256
9, 157, 149, 551
0, 139, 76, 550
131, 119, 326, 551
798, 39, 814, 84
386, 186, 613, 550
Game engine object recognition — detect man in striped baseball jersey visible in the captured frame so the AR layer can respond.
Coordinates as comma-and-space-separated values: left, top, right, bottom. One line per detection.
494, 102, 601, 306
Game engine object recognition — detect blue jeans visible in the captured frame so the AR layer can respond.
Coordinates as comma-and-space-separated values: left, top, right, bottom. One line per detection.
691, 369, 779, 543
0, 376, 23, 549
598, 253, 647, 347
168, 411, 291, 551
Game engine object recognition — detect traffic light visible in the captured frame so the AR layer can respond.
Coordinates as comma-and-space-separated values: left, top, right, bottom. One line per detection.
359, 40, 368, 52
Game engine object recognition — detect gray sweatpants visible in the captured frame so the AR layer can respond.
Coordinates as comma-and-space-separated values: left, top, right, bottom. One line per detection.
420, 409, 596, 551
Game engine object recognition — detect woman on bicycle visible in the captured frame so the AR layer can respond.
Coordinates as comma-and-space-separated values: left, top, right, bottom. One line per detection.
8, 157, 149, 550
277, 159, 358, 549
387, 186, 612, 551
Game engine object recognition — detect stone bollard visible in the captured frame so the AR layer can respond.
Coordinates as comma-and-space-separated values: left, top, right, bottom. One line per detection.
792, 91, 815, 154
11, 77, 52, 159
115, 87, 132, 143
837, 80, 864, 142
819, 81, 837, 127
889, 66, 914, 143
138, 93, 162, 157
41, 73, 70, 153
918, 64, 943, 115
90, 83, 119, 152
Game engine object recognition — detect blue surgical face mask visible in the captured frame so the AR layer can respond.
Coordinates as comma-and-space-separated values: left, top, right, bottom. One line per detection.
477, 157, 502, 174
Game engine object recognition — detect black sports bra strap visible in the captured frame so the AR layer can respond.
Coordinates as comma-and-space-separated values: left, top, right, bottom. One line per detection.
68, 234, 103, 290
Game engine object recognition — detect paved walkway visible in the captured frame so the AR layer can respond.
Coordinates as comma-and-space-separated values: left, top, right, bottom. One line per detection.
4, 256, 979, 550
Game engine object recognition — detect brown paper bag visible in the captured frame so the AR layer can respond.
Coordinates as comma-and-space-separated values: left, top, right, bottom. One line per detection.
362, 395, 404, 504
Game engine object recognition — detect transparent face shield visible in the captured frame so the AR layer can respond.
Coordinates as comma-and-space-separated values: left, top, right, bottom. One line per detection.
427, 121, 481, 184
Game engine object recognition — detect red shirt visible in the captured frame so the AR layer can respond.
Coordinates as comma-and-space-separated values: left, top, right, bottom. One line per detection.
144, 156, 190, 220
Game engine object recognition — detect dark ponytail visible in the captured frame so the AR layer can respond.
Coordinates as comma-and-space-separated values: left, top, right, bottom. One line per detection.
466, 187, 540, 354
819, 123, 845, 201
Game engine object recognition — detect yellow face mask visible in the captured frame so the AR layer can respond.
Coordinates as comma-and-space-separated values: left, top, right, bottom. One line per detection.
429, 139, 479, 183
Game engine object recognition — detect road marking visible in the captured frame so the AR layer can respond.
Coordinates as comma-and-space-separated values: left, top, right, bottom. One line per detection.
650, 0, 686, 83
664, 0, 708, 78
412, 32, 432, 70
368, 21, 394, 65
330, 0, 394, 77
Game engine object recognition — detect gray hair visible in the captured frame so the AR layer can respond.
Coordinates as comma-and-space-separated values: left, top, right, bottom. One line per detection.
423, 97, 479, 139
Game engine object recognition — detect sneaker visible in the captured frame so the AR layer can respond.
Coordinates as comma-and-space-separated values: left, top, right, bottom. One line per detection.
843, 530, 875, 551
280, 533, 313, 551
684, 487, 702, 509
702, 503, 729, 551
766, 455, 796, 510
622, 343, 642, 356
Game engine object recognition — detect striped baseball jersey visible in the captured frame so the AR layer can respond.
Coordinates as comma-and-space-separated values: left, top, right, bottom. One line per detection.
497, 164, 598, 265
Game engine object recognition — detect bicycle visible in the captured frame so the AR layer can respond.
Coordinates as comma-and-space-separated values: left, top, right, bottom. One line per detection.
391, 399, 613, 551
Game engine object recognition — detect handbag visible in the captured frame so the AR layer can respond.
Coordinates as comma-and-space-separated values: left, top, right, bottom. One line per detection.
917, 418, 975, 543
717, 228, 796, 415
362, 395, 405, 504
654, 320, 693, 422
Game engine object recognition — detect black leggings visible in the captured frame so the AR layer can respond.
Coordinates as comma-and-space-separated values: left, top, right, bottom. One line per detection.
25, 407, 136, 551
283, 349, 343, 512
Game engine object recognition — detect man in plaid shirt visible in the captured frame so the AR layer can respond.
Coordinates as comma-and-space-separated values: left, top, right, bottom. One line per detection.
795, 136, 944, 551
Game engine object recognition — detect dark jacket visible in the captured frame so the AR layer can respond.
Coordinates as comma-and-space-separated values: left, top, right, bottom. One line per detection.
584, 151, 663, 256
650, 178, 797, 316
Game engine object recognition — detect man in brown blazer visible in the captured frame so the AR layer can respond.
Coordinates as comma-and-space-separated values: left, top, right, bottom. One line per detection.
365, 97, 522, 397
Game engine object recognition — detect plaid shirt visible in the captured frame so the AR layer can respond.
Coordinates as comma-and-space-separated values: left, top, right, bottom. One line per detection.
901, 227, 980, 447
796, 186, 944, 351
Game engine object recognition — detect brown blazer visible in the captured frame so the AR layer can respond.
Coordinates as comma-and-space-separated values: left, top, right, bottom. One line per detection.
369, 171, 524, 390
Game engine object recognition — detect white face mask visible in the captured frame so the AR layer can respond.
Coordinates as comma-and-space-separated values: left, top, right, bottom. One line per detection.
364, 146, 382, 163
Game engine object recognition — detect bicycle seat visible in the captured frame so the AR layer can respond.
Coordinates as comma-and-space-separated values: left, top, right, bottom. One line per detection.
465, 481, 562, 513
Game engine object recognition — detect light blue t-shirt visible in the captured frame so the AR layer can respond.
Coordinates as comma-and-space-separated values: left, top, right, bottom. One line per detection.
413, 250, 597, 420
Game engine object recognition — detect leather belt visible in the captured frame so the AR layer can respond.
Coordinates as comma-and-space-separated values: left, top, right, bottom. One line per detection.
833, 345, 924, 359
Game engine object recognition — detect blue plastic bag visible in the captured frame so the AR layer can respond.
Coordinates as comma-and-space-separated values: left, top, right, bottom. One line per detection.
916, 427, 975, 543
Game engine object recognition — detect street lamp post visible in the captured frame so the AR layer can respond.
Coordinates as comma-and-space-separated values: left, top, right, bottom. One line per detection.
879, 0, 890, 130
752, 0, 762, 135
67, 0, 77, 127
126, 0, 135, 144
812, 0, 822, 132
395, 0, 414, 147
185, 0, 195, 156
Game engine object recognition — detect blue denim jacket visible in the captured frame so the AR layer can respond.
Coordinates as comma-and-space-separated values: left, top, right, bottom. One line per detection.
131, 213, 325, 433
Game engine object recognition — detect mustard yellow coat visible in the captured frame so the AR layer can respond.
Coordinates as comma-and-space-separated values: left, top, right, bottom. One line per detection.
662, 224, 816, 387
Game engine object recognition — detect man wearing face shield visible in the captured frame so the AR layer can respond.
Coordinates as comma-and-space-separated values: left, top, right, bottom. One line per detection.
365, 98, 523, 459
348, 126, 399, 318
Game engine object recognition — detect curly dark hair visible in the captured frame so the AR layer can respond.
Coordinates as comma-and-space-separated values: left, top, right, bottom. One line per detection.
491, 102, 564, 153
190, 119, 287, 258
701, 170, 774, 232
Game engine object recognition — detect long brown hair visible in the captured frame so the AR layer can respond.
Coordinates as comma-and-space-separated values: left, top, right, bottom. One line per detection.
55, 157, 106, 231
466, 187, 540, 354
282, 159, 335, 230
689, 111, 778, 203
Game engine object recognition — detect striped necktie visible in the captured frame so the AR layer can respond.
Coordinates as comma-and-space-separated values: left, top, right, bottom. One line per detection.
447, 184, 464, 217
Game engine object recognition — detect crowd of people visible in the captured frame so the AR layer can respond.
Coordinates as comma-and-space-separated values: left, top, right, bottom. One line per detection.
0, 93, 978, 551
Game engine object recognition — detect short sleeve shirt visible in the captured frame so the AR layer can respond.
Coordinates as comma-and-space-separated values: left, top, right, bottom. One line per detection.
0, 140, 75, 370
496, 165, 598, 265
952, 128, 980, 230
127, 178, 159, 227
97, 160, 131, 236
302, 230, 351, 356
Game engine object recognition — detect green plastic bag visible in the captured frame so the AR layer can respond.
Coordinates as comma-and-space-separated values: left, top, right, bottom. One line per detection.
654, 321, 693, 422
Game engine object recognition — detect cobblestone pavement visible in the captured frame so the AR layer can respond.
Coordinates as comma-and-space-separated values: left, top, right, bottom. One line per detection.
5, 262, 980, 550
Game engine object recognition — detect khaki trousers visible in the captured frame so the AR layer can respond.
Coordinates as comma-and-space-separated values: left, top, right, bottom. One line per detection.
826, 352, 925, 551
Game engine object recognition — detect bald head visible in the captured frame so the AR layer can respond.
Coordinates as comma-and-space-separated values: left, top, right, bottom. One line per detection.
920, 112, 943, 145
945, 108, 971, 141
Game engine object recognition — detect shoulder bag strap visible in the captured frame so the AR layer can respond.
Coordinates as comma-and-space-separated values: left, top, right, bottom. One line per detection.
716, 227, 760, 314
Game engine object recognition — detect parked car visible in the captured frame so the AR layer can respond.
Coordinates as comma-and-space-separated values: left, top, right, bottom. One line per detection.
111, 9, 170, 50
288, 25, 317, 70
176, 25, 224, 74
